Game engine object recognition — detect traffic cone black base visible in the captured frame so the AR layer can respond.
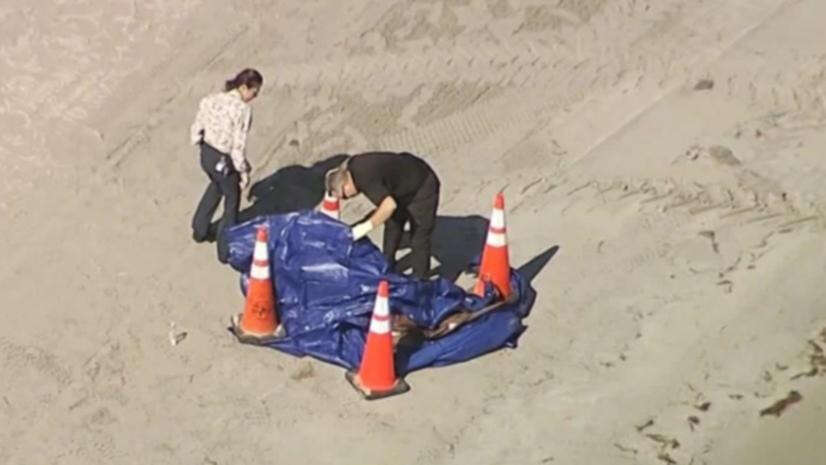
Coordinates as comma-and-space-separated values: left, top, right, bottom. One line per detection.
345, 371, 410, 400
229, 313, 285, 345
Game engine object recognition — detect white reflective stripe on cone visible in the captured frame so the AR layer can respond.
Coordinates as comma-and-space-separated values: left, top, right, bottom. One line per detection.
250, 264, 270, 280
254, 241, 268, 261
372, 298, 389, 316
369, 316, 391, 334
487, 231, 507, 247
490, 209, 505, 229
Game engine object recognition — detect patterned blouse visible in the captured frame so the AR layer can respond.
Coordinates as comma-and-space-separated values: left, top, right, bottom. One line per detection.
189, 90, 252, 173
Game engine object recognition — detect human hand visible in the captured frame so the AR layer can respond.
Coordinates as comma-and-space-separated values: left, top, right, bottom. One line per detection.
239, 172, 250, 189
191, 129, 204, 146
351, 221, 373, 240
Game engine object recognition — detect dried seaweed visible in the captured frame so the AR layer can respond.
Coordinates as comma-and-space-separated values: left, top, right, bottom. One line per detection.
759, 391, 802, 417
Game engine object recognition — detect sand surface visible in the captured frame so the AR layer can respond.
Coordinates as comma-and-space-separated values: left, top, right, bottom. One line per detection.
2, 1, 826, 463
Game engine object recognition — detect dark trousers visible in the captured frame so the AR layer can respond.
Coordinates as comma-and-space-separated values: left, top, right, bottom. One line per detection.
383, 173, 440, 279
191, 143, 240, 263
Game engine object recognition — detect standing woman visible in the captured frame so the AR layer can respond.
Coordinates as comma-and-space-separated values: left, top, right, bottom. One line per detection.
190, 68, 262, 262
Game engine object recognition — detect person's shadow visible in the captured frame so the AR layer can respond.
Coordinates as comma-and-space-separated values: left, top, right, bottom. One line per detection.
203, 154, 348, 233
221, 153, 559, 288
390, 215, 486, 281
241, 154, 349, 220
395, 215, 559, 284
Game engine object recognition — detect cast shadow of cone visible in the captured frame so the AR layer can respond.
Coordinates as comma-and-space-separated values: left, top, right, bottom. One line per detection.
517, 246, 559, 284
514, 245, 559, 317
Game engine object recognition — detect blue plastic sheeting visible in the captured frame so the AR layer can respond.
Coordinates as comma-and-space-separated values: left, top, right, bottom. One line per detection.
225, 211, 534, 374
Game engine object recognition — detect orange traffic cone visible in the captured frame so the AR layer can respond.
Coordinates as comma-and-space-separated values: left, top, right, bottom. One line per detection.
346, 280, 410, 400
319, 191, 340, 220
473, 192, 513, 300
231, 225, 281, 344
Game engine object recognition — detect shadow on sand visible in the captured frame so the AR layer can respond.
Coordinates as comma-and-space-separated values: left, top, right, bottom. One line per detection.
239, 154, 348, 221
220, 154, 559, 289
395, 215, 559, 285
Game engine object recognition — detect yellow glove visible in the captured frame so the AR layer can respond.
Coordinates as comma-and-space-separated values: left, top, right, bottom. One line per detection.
351, 221, 373, 240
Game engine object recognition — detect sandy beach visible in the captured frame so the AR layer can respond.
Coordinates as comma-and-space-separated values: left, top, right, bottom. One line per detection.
2, 1, 826, 463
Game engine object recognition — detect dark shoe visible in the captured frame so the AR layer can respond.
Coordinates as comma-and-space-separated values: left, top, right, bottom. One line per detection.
216, 237, 230, 264
205, 222, 219, 243
192, 228, 208, 243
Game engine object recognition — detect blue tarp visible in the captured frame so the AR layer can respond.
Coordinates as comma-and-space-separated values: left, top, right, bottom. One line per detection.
225, 211, 534, 374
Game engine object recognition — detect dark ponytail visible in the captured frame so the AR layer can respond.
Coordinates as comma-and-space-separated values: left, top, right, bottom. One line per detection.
225, 68, 263, 91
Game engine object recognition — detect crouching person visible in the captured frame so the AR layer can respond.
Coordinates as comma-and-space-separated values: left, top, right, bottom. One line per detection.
326, 152, 440, 280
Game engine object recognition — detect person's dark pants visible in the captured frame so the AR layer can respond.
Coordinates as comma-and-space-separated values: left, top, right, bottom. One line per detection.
191, 143, 240, 263
383, 173, 440, 279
